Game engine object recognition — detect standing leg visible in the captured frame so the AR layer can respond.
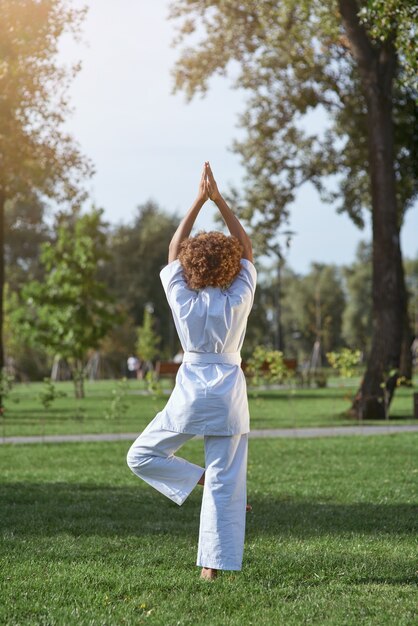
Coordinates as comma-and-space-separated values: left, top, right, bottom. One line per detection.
197, 434, 248, 573
127, 415, 205, 506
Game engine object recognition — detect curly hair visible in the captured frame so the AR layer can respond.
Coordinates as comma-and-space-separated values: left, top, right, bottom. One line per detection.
178, 231, 243, 290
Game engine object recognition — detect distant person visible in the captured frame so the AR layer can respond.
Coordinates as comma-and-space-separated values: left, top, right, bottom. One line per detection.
126, 355, 139, 379
127, 162, 257, 580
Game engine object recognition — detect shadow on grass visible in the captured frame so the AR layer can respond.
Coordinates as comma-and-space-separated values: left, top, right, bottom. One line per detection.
1, 482, 416, 539
249, 392, 350, 401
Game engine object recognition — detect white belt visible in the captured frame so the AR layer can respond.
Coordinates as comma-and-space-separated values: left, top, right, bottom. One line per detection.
183, 351, 241, 366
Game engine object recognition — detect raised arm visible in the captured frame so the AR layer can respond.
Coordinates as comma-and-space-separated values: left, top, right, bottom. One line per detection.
205, 162, 253, 262
168, 165, 208, 263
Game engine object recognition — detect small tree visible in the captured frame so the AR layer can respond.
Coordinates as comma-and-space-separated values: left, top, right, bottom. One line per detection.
136, 306, 161, 366
15, 208, 119, 398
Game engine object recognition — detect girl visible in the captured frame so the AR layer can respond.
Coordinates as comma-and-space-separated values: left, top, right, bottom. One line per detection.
127, 162, 257, 580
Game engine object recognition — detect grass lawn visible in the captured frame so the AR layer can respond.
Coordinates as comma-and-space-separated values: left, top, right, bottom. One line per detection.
0, 434, 417, 625
2, 378, 417, 438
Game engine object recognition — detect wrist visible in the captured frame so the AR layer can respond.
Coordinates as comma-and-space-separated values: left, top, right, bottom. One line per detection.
194, 196, 206, 209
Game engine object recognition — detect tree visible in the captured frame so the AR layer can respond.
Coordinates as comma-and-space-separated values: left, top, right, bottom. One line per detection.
0, 0, 91, 383
403, 255, 418, 380
4, 283, 50, 381
136, 306, 161, 365
169, 0, 417, 418
5, 195, 50, 292
342, 242, 416, 381
14, 209, 119, 398
342, 242, 373, 355
100, 201, 179, 355
98, 313, 138, 378
281, 263, 346, 361
243, 272, 277, 356
404, 257, 418, 339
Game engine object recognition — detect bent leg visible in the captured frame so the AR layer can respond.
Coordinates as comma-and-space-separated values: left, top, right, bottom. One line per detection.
197, 434, 248, 571
127, 416, 204, 506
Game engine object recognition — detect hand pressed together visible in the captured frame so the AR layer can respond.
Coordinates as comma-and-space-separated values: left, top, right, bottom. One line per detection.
168, 160, 252, 262
197, 161, 222, 204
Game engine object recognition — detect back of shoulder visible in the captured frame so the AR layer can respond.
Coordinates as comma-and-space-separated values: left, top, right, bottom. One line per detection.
160, 259, 183, 295
160, 259, 195, 305
240, 259, 257, 284
228, 259, 257, 303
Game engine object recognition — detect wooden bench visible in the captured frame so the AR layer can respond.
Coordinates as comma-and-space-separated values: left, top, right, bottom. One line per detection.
155, 361, 181, 379
241, 358, 298, 374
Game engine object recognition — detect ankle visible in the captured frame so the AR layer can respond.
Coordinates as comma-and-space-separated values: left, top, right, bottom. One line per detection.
200, 567, 218, 580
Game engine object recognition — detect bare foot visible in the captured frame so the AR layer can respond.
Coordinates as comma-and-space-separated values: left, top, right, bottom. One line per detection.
246, 504, 252, 512
200, 567, 218, 580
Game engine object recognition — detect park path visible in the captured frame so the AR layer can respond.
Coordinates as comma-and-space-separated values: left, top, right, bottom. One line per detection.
1, 424, 418, 445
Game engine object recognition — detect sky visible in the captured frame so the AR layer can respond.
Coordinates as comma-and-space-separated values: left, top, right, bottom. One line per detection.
59, 0, 417, 274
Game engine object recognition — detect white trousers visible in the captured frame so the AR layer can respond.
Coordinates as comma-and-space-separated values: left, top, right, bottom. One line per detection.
126, 415, 248, 571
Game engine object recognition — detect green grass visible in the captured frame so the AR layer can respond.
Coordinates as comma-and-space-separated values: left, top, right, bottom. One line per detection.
1, 434, 417, 625
2, 378, 417, 438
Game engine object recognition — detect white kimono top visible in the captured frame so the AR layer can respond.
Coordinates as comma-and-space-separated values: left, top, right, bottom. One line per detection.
158, 258, 257, 435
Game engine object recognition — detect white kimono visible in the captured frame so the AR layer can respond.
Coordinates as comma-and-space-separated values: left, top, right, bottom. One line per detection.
158, 258, 257, 435
127, 257, 257, 571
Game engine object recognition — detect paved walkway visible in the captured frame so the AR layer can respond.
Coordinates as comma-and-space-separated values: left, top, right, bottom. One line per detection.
1, 424, 417, 445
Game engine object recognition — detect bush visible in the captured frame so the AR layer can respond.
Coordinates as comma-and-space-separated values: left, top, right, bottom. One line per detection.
247, 345, 294, 387
327, 348, 362, 378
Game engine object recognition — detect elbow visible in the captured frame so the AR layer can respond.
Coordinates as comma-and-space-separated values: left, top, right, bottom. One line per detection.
168, 241, 179, 263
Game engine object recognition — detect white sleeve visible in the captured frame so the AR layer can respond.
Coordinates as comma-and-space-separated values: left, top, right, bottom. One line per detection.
160, 259, 195, 306
228, 259, 257, 305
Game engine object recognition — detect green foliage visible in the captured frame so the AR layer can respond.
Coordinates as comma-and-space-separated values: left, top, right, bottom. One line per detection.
342, 242, 373, 355
242, 270, 277, 355
105, 378, 130, 420
4, 283, 49, 380
404, 256, 418, 337
98, 314, 138, 378
358, 0, 418, 92
0, 0, 92, 389
14, 208, 120, 397
170, 0, 417, 250
136, 308, 161, 363
281, 263, 346, 360
327, 348, 362, 378
38, 378, 67, 410
247, 345, 294, 387
100, 201, 179, 347
5, 196, 50, 292
0, 0, 91, 203
0, 371, 17, 411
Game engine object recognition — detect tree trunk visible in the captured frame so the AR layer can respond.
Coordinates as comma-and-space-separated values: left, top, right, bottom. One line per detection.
352, 66, 405, 418
339, 1, 405, 419
72, 359, 85, 399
